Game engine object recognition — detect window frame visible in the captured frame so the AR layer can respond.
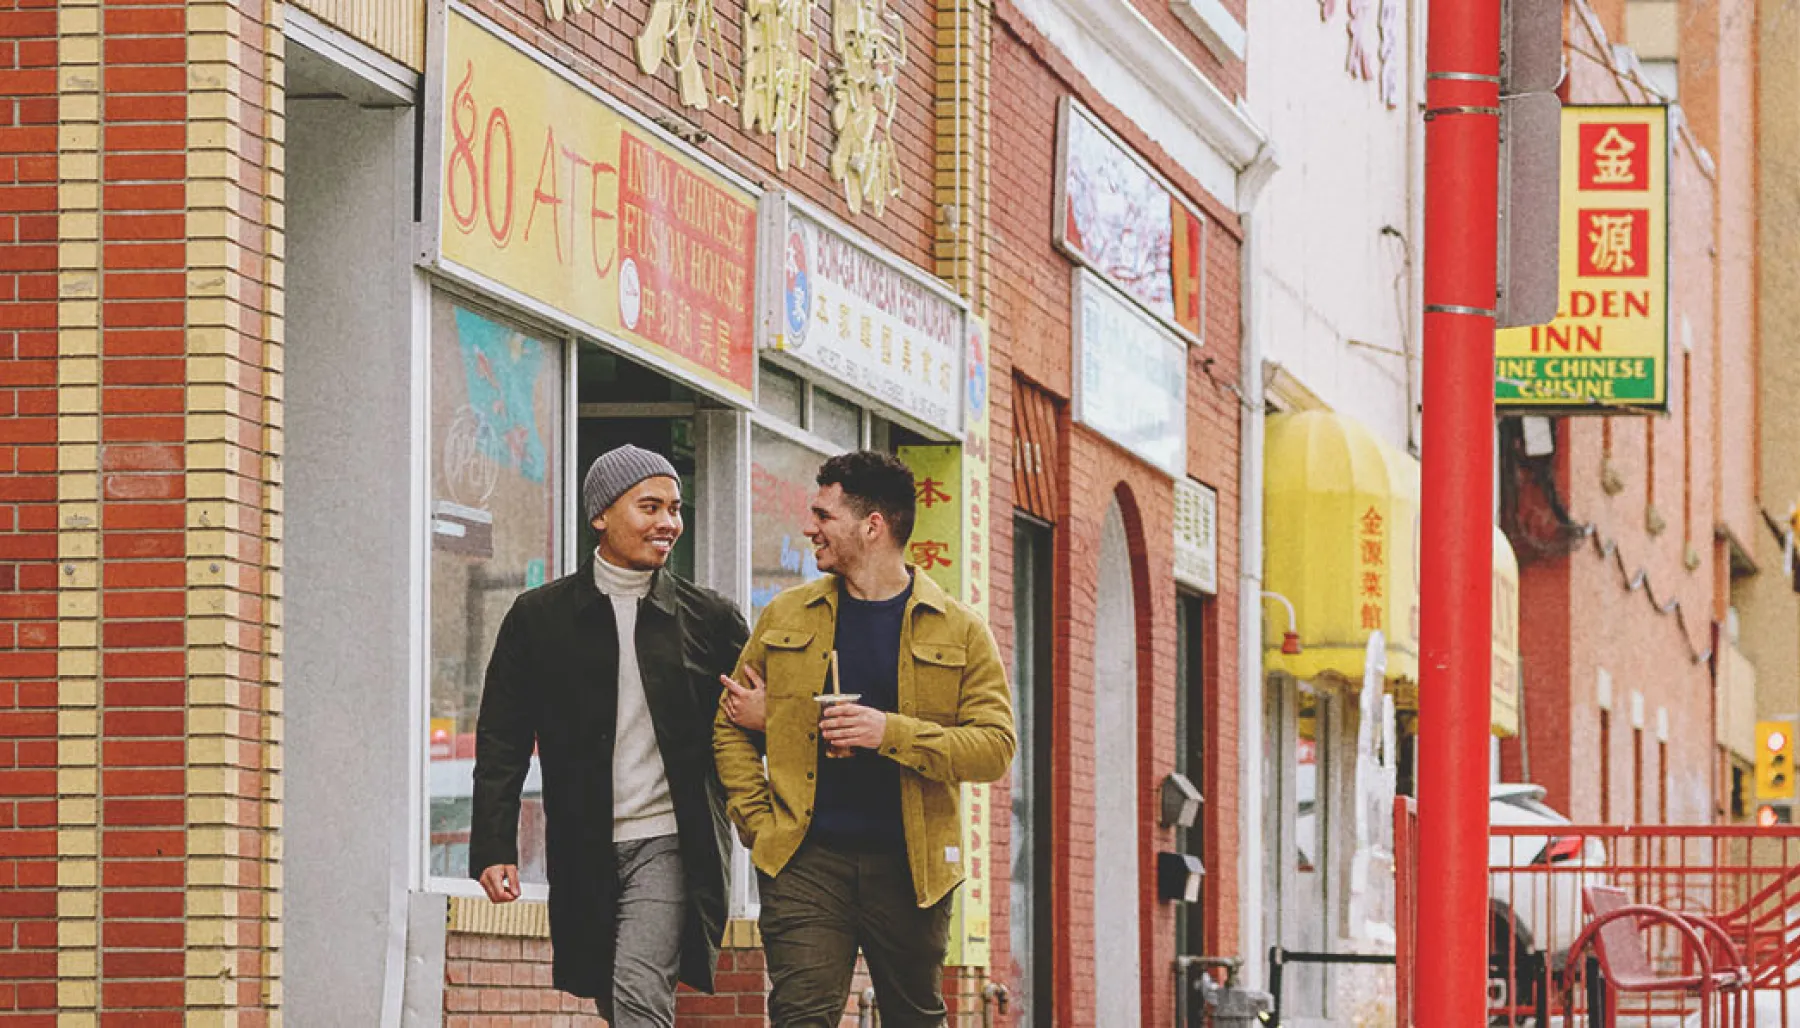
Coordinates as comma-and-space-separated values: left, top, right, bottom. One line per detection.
418, 280, 577, 903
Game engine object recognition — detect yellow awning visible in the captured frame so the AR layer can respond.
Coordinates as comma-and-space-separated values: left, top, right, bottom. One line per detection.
1264, 411, 1420, 683
1492, 528, 1520, 737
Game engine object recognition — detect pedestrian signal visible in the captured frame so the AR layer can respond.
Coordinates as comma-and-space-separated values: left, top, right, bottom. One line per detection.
1757, 804, 1792, 827
1756, 721, 1796, 801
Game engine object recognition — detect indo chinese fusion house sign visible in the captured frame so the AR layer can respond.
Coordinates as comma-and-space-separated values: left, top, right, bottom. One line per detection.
1495, 105, 1669, 410
431, 7, 760, 404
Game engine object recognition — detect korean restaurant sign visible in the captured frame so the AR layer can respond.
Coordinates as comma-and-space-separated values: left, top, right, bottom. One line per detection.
1073, 270, 1188, 478
1174, 477, 1218, 595
434, 9, 758, 404
1495, 105, 1669, 410
761, 194, 966, 436
1055, 97, 1208, 343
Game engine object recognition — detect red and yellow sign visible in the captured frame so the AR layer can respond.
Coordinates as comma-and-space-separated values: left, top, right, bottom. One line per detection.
438, 10, 758, 402
1496, 105, 1668, 409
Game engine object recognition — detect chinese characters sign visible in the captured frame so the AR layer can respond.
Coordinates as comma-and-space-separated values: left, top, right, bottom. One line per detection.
829, 0, 906, 216
741, 0, 816, 171
1056, 98, 1207, 341
894, 318, 993, 967
437, 11, 757, 403
1174, 477, 1218, 594
1073, 270, 1188, 478
1495, 106, 1668, 409
763, 197, 965, 435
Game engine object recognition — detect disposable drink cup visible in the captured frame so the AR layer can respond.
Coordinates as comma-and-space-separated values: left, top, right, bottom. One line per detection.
814, 693, 861, 759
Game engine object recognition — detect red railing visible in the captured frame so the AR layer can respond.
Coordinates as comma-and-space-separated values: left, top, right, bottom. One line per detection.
1394, 808, 1800, 1027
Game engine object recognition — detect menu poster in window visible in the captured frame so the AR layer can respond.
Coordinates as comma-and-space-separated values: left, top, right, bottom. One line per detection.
1055, 98, 1207, 342
763, 198, 966, 436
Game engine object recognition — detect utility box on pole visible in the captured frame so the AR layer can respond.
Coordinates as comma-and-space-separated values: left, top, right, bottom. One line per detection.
1496, 0, 1563, 328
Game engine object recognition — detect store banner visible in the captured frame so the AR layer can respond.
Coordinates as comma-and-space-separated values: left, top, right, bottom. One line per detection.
1055, 97, 1207, 342
895, 316, 993, 968
1495, 105, 1669, 410
435, 9, 758, 403
762, 195, 966, 436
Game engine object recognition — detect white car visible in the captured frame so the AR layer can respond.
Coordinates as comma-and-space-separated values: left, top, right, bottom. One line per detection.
1488, 783, 1609, 1014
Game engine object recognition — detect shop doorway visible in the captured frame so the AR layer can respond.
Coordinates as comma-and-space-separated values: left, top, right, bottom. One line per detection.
1267, 675, 1334, 1020
576, 346, 700, 580
1010, 516, 1055, 1028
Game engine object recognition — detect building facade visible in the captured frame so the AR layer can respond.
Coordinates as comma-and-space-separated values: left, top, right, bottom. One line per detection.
983, 0, 1267, 1023
0, 0, 1004, 1018
1499, 0, 1757, 832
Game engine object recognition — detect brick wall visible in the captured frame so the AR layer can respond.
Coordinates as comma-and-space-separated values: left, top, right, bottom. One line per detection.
442, 927, 993, 1027
0, 0, 286, 1013
986, 6, 1244, 1025
0, 0, 60, 1020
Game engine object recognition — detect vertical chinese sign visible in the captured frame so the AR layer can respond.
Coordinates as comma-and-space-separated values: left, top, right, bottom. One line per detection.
1494, 106, 1669, 409
435, 10, 758, 404
1355, 505, 1388, 636
895, 316, 991, 967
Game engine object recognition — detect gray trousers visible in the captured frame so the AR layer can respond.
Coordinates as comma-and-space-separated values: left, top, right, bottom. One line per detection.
610, 835, 686, 1028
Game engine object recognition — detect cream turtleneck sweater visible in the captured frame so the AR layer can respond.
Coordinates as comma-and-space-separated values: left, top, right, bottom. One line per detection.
595, 554, 678, 842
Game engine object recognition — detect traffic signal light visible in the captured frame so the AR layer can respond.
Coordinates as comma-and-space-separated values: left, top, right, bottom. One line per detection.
1757, 804, 1792, 827
1756, 721, 1796, 801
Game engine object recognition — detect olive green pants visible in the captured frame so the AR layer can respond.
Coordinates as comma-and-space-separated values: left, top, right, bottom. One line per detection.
757, 837, 954, 1028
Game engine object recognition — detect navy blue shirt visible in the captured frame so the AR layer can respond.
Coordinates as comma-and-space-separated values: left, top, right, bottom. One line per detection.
810, 575, 912, 848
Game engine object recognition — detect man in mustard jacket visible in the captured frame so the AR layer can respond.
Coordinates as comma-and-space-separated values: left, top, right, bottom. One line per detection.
714, 450, 1015, 1028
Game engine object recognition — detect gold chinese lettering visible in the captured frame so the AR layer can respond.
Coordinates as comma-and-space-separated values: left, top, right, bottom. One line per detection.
638, 0, 736, 112
741, 0, 816, 170
1590, 126, 1638, 185
1586, 213, 1637, 274
829, 0, 905, 216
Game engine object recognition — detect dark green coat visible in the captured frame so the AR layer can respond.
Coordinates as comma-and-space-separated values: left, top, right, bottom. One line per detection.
469, 562, 748, 1011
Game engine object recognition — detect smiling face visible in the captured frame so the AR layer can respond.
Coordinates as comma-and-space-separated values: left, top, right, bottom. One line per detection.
593, 476, 683, 571
803, 482, 890, 576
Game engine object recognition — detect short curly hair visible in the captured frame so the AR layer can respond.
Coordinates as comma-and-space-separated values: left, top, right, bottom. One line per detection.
817, 450, 917, 546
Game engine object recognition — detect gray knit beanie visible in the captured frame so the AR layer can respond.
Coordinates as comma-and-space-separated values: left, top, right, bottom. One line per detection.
583, 445, 679, 522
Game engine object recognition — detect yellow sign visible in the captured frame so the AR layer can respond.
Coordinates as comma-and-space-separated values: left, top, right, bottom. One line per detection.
438, 11, 758, 403
895, 317, 989, 967
1495, 105, 1668, 409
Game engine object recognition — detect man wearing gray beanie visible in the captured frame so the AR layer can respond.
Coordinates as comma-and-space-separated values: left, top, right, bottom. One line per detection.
470, 443, 749, 1026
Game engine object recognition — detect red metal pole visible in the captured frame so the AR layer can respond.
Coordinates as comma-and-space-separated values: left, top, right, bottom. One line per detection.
1417, 0, 1500, 1018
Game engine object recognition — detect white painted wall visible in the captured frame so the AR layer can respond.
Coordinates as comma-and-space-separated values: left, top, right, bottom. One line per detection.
285, 80, 420, 1024
1094, 501, 1143, 1027
1246, 0, 1422, 447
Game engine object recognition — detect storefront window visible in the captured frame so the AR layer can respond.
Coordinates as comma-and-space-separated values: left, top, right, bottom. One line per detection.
426, 293, 564, 885
759, 361, 806, 426
813, 387, 863, 450
750, 424, 829, 621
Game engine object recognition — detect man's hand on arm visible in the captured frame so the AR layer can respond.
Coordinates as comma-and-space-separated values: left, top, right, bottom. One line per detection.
478, 863, 521, 903
719, 664, 768, 732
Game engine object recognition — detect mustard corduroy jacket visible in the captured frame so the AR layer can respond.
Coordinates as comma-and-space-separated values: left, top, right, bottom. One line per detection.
713, 568, 1016, 907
